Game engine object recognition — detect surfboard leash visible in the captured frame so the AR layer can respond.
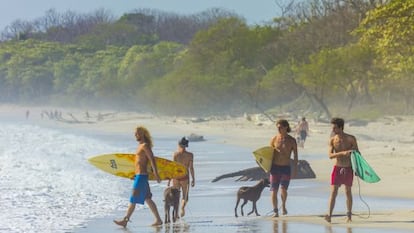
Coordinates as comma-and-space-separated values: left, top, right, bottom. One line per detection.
355, 176, 371, 219
265, 206, 282, 216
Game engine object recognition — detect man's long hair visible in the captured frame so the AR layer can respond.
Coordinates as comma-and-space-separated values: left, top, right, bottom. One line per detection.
136, 126, 153, 148
276, 119, 291, 133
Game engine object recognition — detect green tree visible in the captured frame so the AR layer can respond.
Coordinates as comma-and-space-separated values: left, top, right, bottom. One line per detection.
3, 40, 65, 102
76, 46, 127, 106
356, 0, 414, 113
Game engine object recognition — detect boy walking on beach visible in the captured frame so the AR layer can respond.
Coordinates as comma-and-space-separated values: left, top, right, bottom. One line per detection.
325, 118, 359, 223
114, 126, 163, 227
168, 137, 195, 218
269, 119, 298, 217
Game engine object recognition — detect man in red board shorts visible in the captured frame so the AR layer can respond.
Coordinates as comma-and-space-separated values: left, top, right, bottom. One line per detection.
325, 118, 359, 223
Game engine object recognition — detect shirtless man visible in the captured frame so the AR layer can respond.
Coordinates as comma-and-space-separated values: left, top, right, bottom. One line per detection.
114, 126, 163, 227
296, 117, 309, 148
269, 119, 298, 217
325, 118, 359, 223
168, 137, 195, 218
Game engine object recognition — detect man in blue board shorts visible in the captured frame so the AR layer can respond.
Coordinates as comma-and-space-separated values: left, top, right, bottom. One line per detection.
130, 174, 151, 204
114, 126, 162, 227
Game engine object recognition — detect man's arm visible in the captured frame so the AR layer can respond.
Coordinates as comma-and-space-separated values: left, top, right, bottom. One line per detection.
350, 135, 359, 151
292, 139, 298, 178
144, 144, 161, 183
189, 153, 195, 187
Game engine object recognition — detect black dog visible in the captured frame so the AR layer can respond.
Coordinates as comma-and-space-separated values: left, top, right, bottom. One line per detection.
164, 187, 180, 223
234, 178, 270, 217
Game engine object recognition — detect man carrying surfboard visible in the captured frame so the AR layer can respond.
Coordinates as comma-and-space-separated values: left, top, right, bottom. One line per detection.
168, 137, 195, 218
325, 117, 359, 223
269, 119, 298, 217
114, 126, 163, 227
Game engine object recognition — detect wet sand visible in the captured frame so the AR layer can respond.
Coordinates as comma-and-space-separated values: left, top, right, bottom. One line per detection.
2, 104, 414, 232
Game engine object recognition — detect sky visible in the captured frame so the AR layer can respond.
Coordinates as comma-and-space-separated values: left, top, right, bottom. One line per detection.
0, 0, 284, 30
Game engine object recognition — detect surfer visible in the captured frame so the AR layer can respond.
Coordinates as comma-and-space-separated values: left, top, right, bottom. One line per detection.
114, 126, 163, 227
269, 119, 298, 217
325, 117, 359, 223
168, 137, 195, 218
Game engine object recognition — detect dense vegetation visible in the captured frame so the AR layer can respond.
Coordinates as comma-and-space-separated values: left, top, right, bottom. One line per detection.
0, 0, 413, 119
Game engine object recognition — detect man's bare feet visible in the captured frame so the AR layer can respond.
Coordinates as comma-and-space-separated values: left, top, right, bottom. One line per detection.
114, 217, 129, 228
180, 208, 185, 218
282, 208, 288, 215
346, 212, 352, 223
151, 220, 163, 226
272, 208, 279, 218
324, 215, 331, 223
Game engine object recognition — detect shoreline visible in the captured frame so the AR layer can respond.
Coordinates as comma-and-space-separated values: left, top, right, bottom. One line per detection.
2, 104, 414, 231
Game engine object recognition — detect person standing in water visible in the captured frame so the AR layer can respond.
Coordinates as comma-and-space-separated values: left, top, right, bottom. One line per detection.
325, 117, 359, 223
269, 119, 298, 217
114, 126, 163, 227
168, 137, 195, 218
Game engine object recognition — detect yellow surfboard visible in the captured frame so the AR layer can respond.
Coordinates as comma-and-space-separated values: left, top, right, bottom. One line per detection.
88, 153, 187, 180
252, 146, 274, 173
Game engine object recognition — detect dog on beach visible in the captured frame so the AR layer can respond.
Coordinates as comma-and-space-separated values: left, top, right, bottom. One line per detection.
234, 178, 270, 217
164, 186, 180, 223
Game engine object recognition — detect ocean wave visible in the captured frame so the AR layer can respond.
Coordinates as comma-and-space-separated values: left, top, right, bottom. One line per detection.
0, 123, 127, 233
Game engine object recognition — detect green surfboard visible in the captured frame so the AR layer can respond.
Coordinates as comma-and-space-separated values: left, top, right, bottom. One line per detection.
351, 151, 380, 183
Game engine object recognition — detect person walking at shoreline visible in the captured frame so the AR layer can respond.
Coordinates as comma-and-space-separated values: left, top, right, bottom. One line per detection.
325, 118, 359, 223
296, 117, 309, 148
114, 126, 163, 227
168, 137, 195, 218
269, 119, 298, 217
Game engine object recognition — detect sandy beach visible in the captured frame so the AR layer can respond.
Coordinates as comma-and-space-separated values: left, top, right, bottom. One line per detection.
1, 104, 414, 232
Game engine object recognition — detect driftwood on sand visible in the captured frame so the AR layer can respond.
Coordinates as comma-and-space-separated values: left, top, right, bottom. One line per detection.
212, 160, 316, 182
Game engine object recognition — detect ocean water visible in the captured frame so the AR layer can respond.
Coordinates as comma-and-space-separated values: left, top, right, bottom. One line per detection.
1, 120, 413, 233
0, 120, 254, 233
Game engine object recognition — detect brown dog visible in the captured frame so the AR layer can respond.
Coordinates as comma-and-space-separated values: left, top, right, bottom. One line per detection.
234, 178, 270, 217
164, 187, 180, 223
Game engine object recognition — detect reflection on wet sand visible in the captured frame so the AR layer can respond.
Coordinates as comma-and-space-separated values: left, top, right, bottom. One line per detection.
326, 225, 353, 233
164, 221, 190, 233
273, 220, 287, 233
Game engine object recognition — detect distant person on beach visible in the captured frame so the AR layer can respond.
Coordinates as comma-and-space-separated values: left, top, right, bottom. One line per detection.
114, 126, 162, 227
269, 119, 298, 217
295, 117, 309, 148
25, 110, 30, 119
325, 117, 359, 223
168, 137, 195, 218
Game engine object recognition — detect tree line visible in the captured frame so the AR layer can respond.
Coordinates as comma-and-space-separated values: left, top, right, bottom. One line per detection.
0, 0, 412, 118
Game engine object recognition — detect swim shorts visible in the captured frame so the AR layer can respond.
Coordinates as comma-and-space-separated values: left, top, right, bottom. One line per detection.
130, 174, 152, 204
331, 166, 353, 187
300, 130, 307, 141
270, 165, 291, 191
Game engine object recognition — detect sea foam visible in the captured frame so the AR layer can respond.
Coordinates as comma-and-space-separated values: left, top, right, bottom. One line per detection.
0, 123, 129, 233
